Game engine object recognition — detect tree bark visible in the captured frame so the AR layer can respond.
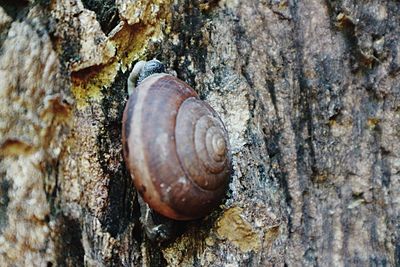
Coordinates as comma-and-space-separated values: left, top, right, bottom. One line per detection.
0, 0, 399, 266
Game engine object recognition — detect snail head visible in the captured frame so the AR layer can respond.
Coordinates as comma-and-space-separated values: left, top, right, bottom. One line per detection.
128, 59, 166, 95
138, 59, 166, 84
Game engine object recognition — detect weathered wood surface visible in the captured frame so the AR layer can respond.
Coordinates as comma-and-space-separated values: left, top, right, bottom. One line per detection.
0, 0, 399, 266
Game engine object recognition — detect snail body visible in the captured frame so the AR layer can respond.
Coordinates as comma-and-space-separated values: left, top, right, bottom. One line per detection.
122, 60, 231, 220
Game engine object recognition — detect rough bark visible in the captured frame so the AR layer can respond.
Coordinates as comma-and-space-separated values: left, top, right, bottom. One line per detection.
0, 0, 399, 266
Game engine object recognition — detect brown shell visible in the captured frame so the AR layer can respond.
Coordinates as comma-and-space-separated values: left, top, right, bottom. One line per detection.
122, 73, 231, 220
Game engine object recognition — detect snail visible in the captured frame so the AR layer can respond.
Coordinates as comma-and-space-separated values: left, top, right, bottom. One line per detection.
122, 59, 231, 220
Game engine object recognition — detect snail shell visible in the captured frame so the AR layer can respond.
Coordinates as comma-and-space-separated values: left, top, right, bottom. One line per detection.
122, 72, 231, 220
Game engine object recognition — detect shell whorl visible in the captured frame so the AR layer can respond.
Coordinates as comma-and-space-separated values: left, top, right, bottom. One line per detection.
122, 73, 231, 220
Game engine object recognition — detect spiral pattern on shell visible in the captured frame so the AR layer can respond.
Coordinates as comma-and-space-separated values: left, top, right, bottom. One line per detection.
122, 73, 231, 220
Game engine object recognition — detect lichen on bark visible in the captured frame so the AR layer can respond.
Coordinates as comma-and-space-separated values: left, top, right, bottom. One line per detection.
1, 0, 400, 266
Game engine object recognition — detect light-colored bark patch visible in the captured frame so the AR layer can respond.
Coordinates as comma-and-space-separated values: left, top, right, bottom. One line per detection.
215, 207, 261, 253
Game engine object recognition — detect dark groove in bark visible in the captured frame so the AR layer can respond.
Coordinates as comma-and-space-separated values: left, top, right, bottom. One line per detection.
55, 215, 84, 266
98, 68, 137, 238
0, 177, 9, 231
289, 1, 318, 265
81, 0, 119, 34
168, 0, 209, 93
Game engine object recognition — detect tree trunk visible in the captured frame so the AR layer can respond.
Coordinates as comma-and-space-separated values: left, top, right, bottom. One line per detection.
0, 0, 399, 266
